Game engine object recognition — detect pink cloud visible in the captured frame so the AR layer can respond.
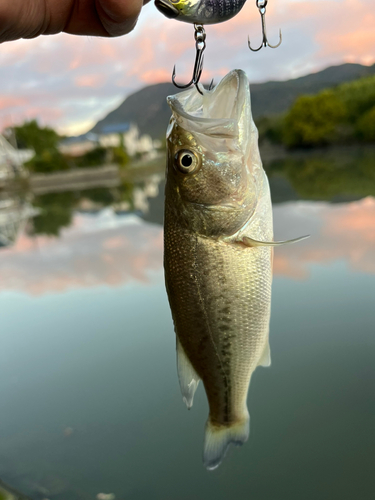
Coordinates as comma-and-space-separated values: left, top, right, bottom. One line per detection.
24, 106, 64, 122
313, 1, 375, 65
0, 96, 28, 110
140, 68, 171, 84
75, 74, 107, 88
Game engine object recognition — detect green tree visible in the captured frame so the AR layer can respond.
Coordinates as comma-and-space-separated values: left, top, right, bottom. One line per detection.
112, 146, 129, 168
257, 115, 284, 144
283, 91, 347, 148
14, 119, 72, 173
27, 149, 70, 173
75, 146, 107, 167
356, 105, 375, 142
14, 119, 60, 154
337, 75, 375, 122
260, 75, 375, 148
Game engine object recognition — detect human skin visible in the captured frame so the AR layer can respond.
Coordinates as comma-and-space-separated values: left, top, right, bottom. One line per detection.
0, 0, 150, 43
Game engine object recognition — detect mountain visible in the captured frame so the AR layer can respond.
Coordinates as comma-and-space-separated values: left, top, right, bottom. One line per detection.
249, 63, 375, 118
91, 63, 375, 140
91, 82, 177, 140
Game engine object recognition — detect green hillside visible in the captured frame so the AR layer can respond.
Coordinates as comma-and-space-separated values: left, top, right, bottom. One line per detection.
279, 75, 375, 147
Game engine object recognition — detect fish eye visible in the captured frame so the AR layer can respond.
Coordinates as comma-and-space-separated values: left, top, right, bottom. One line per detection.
174, 149, 200, 174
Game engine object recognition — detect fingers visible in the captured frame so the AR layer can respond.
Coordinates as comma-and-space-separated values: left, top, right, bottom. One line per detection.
96, 0, 146, 36
0, 0, 150, 43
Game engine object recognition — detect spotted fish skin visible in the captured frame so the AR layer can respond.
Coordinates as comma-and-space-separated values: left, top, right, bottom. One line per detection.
164, 70, 273, 470
155, 0, 247, 25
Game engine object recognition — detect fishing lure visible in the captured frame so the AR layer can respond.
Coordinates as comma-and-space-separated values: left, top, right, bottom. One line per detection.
155, 0, 282, 91
154, 0, 247, 25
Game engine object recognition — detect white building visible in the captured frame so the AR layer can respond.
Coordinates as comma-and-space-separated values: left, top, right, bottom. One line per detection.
99, 123, 161, 158
59, 123, 161, 160
0, 135, 33, 182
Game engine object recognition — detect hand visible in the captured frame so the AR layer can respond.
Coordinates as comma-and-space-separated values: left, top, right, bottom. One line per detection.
0, 0, 150, 43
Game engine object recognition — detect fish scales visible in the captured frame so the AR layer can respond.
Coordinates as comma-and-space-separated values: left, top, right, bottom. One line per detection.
164, 70, 274, 470
164, 214, 272, 423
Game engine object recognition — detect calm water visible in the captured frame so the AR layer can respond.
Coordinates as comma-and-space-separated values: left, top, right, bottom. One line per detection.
0, 149, 374, 500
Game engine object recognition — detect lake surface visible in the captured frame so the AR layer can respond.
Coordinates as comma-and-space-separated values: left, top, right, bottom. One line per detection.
0, 149, 374, 500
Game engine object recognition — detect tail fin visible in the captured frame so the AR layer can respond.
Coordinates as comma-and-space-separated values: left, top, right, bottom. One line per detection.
203, 412, 250, 470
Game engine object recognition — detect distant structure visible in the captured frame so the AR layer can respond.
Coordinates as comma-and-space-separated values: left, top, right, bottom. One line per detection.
59, 123, 161, 160
0, 134, 33, 184
58, 132, 99, 157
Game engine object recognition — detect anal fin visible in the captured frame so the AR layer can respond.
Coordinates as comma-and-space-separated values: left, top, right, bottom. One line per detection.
241, 235, 310, 247
176, 337, 200, 409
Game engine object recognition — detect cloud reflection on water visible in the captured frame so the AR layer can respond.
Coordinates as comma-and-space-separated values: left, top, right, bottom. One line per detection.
0, 197, 374, 295
0, 209, 163, 295
273, 197, 375, 278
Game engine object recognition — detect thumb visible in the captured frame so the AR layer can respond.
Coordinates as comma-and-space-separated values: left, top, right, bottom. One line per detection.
96, 0, 149, 36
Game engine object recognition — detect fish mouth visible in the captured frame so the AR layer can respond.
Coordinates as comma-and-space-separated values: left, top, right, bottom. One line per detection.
154, 0, 179, 19
167, 70, 251, 147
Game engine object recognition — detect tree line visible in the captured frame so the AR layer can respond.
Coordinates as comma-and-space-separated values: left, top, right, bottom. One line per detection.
258, 75, 375, 148
12, 120, 129, 173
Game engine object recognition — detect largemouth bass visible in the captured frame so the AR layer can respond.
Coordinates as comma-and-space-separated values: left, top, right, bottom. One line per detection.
164, 69, 305, 470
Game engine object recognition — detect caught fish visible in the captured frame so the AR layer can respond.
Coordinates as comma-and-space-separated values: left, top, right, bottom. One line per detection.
155, 0, 247, 24
164, 69, 306, 470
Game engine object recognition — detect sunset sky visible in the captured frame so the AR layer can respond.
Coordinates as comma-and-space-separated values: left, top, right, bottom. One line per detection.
0, 0, 374, 135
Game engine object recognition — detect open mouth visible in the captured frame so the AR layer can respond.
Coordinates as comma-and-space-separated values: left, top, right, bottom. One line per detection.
154, 0, 179, 19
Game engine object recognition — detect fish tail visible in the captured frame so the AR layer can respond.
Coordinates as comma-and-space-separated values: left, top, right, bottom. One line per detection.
203, 411, 250, 471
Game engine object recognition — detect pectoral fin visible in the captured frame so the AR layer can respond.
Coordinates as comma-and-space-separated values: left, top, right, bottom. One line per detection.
258, 340, 271, 367
241, 235, 310, 247
176, 338, 200, 409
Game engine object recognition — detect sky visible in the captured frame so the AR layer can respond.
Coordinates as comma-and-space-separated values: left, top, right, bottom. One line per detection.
0, 0, 374, 135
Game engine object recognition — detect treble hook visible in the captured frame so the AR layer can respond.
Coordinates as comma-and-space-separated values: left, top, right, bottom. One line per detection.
172, 24, 206, 95
248, 0, 282, 52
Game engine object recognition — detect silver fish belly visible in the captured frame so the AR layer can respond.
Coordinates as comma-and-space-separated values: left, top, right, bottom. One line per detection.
164, 69, 273, 470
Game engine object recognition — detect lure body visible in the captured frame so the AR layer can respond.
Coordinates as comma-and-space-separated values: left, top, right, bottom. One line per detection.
155, 0, 247, 25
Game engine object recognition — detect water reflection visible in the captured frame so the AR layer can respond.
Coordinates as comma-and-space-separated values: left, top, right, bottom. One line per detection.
3, 174, 162, 241
0, 147, 374, 247
0, 194, 38, 247
0, 210, 163, 294
0, 150, 374, 499
29, 175, 163, 237
0, 196, 373, 296
273, 197, 375, 278
266, 146, 375, 202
